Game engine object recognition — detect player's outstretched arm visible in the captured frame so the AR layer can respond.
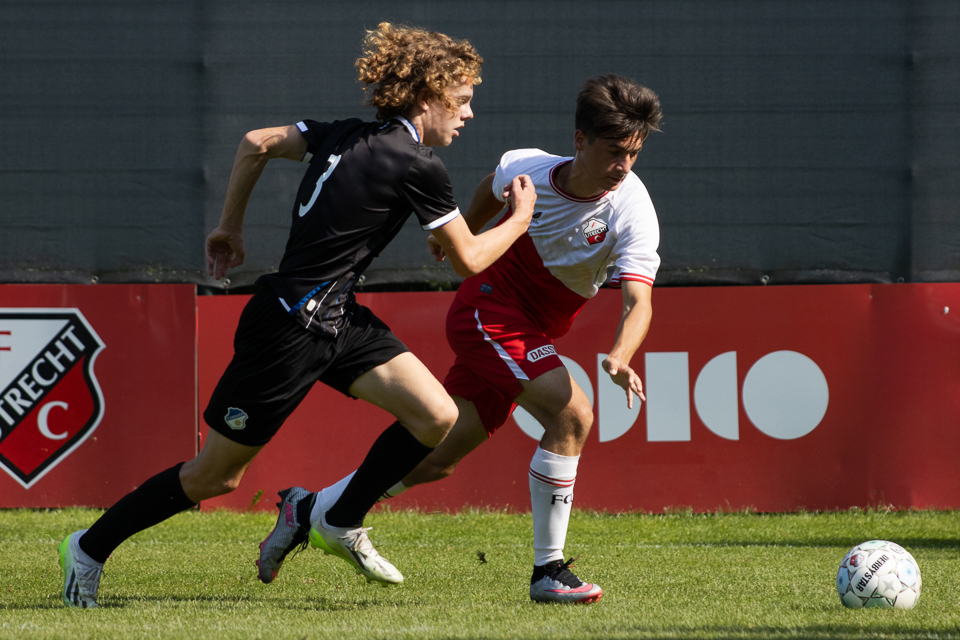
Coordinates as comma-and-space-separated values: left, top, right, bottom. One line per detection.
602, 280, 653, 409
205, 125, 308, 280
429, 175, 536, 277
427, 173, 506, 262
462, 173, 510, 234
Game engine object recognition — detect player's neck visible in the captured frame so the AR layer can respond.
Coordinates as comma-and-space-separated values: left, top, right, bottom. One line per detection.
555, 156, 605, 199
396, 112, 426, 144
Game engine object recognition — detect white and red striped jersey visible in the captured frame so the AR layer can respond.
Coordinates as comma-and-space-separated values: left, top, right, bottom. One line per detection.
456, 148, 660, 338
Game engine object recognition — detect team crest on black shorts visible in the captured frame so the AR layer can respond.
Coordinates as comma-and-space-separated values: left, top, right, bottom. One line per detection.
0, 309, 105, 489
224, 407, 248, 430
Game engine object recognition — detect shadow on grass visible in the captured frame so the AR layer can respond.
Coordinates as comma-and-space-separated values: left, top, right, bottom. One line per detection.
122, 594, 397, 612
595, 626, 954, 640
2, 593, 401, 612
0, 602, 64, 611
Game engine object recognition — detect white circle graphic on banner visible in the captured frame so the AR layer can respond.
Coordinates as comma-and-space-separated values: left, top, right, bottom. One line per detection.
742, 350, 828, 440
514, 356, 593, 441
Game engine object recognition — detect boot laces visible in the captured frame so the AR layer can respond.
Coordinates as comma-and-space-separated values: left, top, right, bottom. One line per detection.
75, 560, 104, 596
549, 556, 584, 588
341, 527, 377, 556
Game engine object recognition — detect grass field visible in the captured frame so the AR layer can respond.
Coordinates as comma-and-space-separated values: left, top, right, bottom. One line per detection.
2, 507, 959, 639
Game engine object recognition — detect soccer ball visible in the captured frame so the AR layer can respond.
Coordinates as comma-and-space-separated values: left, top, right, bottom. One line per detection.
836, 540, 921, 609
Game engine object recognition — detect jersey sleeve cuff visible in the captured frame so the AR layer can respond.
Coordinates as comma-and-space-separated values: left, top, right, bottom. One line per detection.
421, 208, 461, 230
296, 122, 314, 162
609, 272, 655, 288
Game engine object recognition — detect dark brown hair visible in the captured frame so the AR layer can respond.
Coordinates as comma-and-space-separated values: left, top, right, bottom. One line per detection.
575, 75, 662, 141
355, 22, 483, 122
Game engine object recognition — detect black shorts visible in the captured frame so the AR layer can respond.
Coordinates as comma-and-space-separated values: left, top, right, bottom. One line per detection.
204, 289, 409, 447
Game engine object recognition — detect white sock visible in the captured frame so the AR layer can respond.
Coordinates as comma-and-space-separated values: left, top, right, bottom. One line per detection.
311, 471, 355, 529
380, 480, 408, 502
528, 446, 579, 567
309, 471, 408, 529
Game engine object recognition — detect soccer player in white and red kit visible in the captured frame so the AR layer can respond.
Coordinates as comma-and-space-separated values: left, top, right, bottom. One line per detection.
324, 75, 662, 603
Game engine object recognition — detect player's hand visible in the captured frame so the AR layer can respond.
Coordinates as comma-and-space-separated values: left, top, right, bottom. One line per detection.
427, 234, 447, 262
205, 226, 246, 280
503, 174, 537, 225
602, 356, 645, 409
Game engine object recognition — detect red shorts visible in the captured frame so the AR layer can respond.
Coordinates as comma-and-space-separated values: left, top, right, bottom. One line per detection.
443, 298, 564, 435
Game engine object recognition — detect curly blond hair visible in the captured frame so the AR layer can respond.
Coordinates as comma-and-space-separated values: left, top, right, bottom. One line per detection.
356, 22, 482, 122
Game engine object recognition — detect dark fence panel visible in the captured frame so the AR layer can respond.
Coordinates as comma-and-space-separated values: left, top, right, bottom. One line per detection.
1, 1, 957, 287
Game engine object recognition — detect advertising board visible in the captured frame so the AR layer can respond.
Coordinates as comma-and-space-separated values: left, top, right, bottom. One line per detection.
198, 284, 960, 513
0, 285, 196, 507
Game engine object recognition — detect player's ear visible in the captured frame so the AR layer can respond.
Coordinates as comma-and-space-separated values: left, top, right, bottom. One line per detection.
574, 130, 588, 151
417, 87, 434, 111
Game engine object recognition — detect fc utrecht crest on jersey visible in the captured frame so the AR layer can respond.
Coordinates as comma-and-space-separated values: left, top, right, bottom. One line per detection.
0, 309, 105, 489
583, 218, 609, 245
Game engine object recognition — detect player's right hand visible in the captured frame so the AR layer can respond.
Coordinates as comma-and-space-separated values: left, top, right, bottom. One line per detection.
427, 235, 447, 262
603, 356, 645, 410
503, 175, 537, 224
205, 226, 246, 280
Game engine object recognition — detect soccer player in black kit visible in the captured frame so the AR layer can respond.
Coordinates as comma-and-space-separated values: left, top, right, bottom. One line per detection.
58, 22, 536, 608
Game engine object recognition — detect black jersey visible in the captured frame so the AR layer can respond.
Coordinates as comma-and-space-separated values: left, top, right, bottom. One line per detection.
256, 117, 461, 338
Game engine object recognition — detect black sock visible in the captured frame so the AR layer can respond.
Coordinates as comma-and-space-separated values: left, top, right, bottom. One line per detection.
78, 462, 196, 564
324, 421, 433, 528
296, 492, 317, 530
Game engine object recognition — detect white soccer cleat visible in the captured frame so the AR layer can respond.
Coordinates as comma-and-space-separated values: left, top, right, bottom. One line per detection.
308, 490, 403, 585
59, 530, 103, 609
530, 557, 603, 604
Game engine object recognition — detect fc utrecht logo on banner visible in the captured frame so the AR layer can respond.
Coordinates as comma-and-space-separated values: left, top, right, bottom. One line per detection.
0, 309, 105, 489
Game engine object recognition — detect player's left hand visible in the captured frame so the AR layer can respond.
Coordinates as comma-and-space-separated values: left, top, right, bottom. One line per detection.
602, 356, 645, 409
205, 226, 245, 280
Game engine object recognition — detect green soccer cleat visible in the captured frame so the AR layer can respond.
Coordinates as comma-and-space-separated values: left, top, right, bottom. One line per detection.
59, 530, 103, 609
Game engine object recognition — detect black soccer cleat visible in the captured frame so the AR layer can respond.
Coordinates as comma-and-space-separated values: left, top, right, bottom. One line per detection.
530, 557, 603, 604
256, 487, 314, 583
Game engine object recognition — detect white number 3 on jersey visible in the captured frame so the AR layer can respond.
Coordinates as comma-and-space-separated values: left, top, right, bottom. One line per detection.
298, 154, 341, 217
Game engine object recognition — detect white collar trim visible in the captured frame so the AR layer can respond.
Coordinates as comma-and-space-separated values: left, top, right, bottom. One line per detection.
393, 116, 420, 142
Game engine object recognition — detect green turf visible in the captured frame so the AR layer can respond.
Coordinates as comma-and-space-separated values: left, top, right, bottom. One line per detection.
2, 507, 959, 639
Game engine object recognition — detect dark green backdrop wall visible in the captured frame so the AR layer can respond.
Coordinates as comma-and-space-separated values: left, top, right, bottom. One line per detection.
2, 1, 958, 288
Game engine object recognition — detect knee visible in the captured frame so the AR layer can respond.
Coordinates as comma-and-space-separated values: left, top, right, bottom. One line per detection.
564, 398, 594, 444
215, 474, 243, 497
199, 476, 242, 501
436, 398, 460, 433
574, 399, 594, 430
180, 465, 243, 502
414, 397, 459, 448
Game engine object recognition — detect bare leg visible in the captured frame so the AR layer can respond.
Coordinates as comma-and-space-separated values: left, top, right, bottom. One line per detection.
80, 429, 262, 564
402, 397, 489, 486
322, 352, 459, 527
320, 397, 488, 509
348, 352, 459, 447
514, 366, 593, 457
514, 367, 593, 568
180, 429, 263, 502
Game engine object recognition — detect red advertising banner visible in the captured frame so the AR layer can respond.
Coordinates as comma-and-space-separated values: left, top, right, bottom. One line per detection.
199, 283, 960, 514
0, 285, 197, 507
7, 284, 956, 513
